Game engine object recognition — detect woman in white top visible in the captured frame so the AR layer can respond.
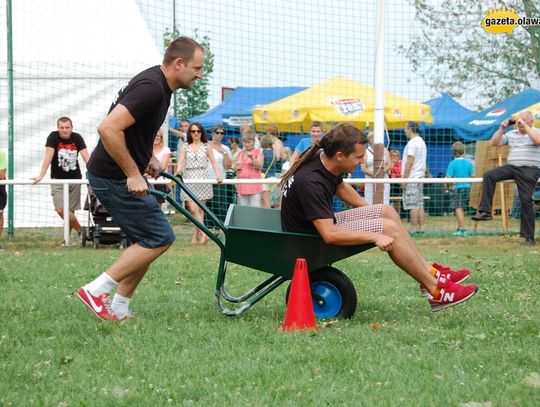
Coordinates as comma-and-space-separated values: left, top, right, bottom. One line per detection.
177, 123, 222, 244
151, 130, 171, 208
361, 132, 393, 205
206, 125, 233, 228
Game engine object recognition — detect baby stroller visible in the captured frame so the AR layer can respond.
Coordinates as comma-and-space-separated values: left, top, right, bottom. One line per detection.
80, 187, 130, 249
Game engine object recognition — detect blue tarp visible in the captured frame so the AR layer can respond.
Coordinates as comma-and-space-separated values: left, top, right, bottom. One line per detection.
189, 86, 306, 129
452, 88, 540, 141
421, 93, 476, 130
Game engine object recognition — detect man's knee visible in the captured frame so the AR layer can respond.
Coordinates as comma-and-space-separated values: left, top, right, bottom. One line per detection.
381, 204, 399, 220
382, 218, 402, 237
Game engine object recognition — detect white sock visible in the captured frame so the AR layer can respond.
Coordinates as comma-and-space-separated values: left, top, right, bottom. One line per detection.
84, 273, 118, 296
111, 293, 130, 318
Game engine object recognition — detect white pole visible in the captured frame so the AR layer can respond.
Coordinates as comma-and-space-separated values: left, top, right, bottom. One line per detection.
63, 183, 69, 246
373, 0, 385, 204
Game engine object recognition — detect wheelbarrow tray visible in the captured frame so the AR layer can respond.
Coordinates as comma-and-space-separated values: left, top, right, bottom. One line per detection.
224, 205, 372, 278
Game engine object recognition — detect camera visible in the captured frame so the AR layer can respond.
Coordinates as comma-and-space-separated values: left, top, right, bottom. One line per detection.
508, 119, 516, 125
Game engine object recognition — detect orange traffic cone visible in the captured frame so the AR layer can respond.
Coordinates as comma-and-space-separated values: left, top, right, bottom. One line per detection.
279, 258, 318, 332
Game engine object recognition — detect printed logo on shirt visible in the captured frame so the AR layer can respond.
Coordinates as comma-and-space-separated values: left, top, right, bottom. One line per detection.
57, 142, 78, 172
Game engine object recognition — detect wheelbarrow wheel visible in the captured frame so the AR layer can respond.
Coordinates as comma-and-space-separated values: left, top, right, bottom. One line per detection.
285, 266, 357, 319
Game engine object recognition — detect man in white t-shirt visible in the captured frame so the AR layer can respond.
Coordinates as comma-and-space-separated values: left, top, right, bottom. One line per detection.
401, 122, 427, 234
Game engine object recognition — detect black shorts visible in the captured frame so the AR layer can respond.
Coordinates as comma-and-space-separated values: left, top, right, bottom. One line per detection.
0, 185, 6, 211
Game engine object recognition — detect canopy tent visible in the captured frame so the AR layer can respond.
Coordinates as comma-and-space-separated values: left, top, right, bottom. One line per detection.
190, 86, 306, 129
452, 89, 540, 141
421, 93, 476, 130
252, 76, 432, 132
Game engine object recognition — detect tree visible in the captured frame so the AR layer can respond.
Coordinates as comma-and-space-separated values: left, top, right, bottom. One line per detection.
163, 27, 214, 120
399, 0, 539, 109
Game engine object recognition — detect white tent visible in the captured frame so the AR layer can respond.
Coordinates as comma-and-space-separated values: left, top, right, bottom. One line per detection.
0, 0, 162, 227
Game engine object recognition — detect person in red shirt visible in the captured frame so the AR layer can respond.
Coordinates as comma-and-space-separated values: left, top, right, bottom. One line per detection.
389, 149, 403, 215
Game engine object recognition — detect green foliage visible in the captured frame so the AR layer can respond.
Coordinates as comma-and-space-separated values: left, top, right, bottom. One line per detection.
0, 232, 539, 405
400, 0, 540, 109
163, 27, 214, 120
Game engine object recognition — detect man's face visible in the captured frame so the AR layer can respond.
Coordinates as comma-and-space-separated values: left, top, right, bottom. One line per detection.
57, 121, 73, 139
517, 113, 533, 133
177, 48, 205, 89
180, 121, 190, 134
310, 126, 322, 142
338, 143, 366, 173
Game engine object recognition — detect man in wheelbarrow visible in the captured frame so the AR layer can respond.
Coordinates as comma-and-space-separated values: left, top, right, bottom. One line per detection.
76, 37, 205, 321
280, 123, 478, 312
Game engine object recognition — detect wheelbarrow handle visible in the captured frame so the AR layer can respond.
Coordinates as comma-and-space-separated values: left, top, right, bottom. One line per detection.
159, 171, 227, 236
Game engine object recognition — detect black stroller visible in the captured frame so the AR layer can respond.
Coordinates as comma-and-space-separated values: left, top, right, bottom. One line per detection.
81, 187, 130, 249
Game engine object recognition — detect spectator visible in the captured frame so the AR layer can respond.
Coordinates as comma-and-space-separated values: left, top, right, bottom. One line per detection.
266, 124, 284, 172
169, 119, 190, 144
361, 132, 392, 205
260, 135, 279, 208
177, 122, 223, 244
228, 136, 241, 171
206, 124, 233, 227
151, 129, 172, 210
280, 123, 477, 312
472, 111, 540, 246
32, 117, 90, 238
389, 149, 403, 215
281, 146, 292, 173
0, 148, 6, 250
77, 36, 206, 322
401, 122, 427, 235
446, 142, 474, 236
290, 121, 323, 164
235, 130, 263, 207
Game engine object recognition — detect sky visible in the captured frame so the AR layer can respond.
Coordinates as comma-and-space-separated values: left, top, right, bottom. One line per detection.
135, 0, 449, 109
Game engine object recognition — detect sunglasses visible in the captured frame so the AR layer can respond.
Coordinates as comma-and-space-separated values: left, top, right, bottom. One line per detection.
190, 129, 202, 133
214, 131, 224, 135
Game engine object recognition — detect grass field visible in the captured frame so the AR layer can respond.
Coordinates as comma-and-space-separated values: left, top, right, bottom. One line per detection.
1, 229, 539, 406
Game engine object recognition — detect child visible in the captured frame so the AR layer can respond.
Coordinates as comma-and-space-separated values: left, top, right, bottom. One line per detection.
446, 142, 474, 236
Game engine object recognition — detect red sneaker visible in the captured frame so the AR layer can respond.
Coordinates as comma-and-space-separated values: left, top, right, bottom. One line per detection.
432, 262, 470, 284
428, 277, 478, 312
420, 263, 471, 296
76, 287, 117, 321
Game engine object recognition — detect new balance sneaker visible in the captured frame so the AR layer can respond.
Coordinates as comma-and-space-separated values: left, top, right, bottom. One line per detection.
420, 262, 471, 296
432, 262, 470, 283
76, 287, 116, 321
428, 277, 478, 312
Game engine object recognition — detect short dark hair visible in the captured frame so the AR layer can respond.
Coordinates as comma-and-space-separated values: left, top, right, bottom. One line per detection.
163, 37, 204, 65
311, 121, 322, 129
57, 117, 72, 127
186, 122, 208, 144
406, 122, 420, 134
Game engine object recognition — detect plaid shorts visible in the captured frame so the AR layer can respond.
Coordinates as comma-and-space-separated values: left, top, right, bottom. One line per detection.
403, 183, 424, 210
450, 187, 470, 210
334, 204, 384, 234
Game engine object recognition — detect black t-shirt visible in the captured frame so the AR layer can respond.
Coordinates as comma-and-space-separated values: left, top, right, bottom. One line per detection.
87, 66, 172, 179
281, 151, 343, 234
45, 131, 87, 179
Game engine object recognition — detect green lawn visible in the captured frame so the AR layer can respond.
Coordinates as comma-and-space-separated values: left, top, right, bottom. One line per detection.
0, 230, 539, 406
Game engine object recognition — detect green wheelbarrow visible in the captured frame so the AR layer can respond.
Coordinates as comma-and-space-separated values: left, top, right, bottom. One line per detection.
151, 172, 374, 319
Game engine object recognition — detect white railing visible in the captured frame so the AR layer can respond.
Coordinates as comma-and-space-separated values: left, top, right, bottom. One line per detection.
3, 176, 530, 245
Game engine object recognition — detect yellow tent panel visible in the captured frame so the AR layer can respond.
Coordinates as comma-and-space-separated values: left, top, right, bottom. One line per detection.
252, 76, 432, 132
